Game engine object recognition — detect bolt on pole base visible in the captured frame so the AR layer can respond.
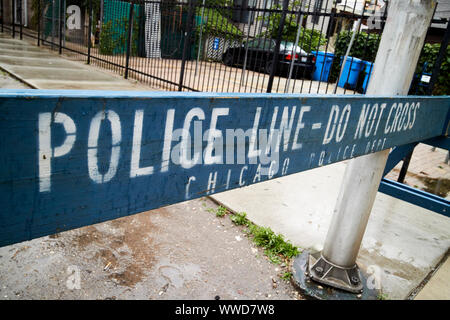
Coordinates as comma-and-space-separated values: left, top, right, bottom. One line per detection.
308, 251, 362, 293
291, 251, 380, 300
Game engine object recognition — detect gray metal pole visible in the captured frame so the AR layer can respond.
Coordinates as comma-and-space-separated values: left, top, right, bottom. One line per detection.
239, 2, 254, 88
266, 0, 289, 93
11, 0, 15, 38
333, 18, 361, 94
194, 0, 206, 77
308, 0, 436, 293
51, 0, 55, 49
285, 1, 305, 93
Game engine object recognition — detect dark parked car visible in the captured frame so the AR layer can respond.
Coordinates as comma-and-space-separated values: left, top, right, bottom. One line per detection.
222, 39, 316, 79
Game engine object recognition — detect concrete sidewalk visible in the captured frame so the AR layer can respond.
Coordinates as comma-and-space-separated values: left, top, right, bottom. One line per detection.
212, 159, 450, 300
0, 34, 156, 91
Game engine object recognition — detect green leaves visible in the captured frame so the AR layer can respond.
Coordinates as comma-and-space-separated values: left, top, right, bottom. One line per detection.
256, 2, 327, 53
230, 212, 248, 225
99, 21, 115, 55
249, 225, 299, 259
414, 43, 450, 95
328, 30, 449, 95
228, 210, 300, 263
329, 31, 381, 83
99, 15, 140, 56
215, 206, 227, 217
195, 7, 243, 40
334, 31, 380, 61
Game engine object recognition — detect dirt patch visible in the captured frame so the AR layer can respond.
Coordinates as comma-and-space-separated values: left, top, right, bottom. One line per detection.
72, 226, 98, 248
359, 248, 426, 280
10, 246, 30, 261
108, 264, 144, 287
419, 176, 450, 198
95, 249, 119, 268
68, 211, 162, 288
388, 168, 450, 198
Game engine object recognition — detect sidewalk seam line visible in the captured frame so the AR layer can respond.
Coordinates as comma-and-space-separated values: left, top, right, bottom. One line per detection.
0, 65, 37, 89
407, 248, 449, 300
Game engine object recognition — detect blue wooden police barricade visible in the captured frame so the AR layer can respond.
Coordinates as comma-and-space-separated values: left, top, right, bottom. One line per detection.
380, 135, 450, 216
0, 89, 449, 247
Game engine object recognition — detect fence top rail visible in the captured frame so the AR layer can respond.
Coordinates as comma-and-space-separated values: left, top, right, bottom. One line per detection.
0, 90, 449, 247
1, 89, 449, 100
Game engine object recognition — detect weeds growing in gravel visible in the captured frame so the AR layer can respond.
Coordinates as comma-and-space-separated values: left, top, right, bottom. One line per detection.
208, 205, 300, 267
230, 212, 248, 226
207, 206, 227, 217
228, 210, 300, 262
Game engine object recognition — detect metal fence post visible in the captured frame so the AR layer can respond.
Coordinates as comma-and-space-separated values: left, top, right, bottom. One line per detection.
426, 21, 450, 95
58, 0, 63, 54
266, 0, 288, 93
124, 1, 134, 79
178, 0, 196, 91
51, 0, 55, 48
194, 0, 206, 77
397, 151, 414, 183
19, 0, 22, 39
293, 0, 436, 297
11, 0, 15, 38
87, 0, 92, 64
1, 0, 4, 33
37, 0, 41, 46
397, 19, 449, 183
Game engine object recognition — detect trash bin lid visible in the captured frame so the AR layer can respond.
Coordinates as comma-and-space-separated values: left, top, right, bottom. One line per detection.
311, 51, 335, 58
345, 56, 362, 63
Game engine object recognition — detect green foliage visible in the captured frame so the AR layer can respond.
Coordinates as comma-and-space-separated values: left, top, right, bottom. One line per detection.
334, 30, 381, 61
329, 30, 448, 95
202, 0, 234, 19
256, 1, 327, 52
31, 0, 41, 29
249, 225, 299, 259
227, 210, 300, 263
413, 43, 450, 95
195, 7, 243, 40
99, 16, 139, 56
265, 250, 282, 264
280, 272, 293, 281
207, 206, 227, 217
230, 212, 248, 226
99, 20, 115, 55
377, 291, 389, 300
215, 206, 227, 217
329, 30, 381, 83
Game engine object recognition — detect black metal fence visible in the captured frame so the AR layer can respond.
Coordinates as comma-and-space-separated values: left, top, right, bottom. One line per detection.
0, 0, 448, 95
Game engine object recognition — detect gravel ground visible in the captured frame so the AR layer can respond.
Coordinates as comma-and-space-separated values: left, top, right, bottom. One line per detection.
0, 198, 300, 300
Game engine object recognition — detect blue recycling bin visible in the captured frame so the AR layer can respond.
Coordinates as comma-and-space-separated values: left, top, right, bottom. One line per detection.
362, 61, 374, 93
338, 56, 363, 89
311, 51, 335, 82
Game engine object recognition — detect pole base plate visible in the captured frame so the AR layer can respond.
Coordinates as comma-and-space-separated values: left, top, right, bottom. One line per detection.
291, 250, 380, 300
308, 251, 363, 293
